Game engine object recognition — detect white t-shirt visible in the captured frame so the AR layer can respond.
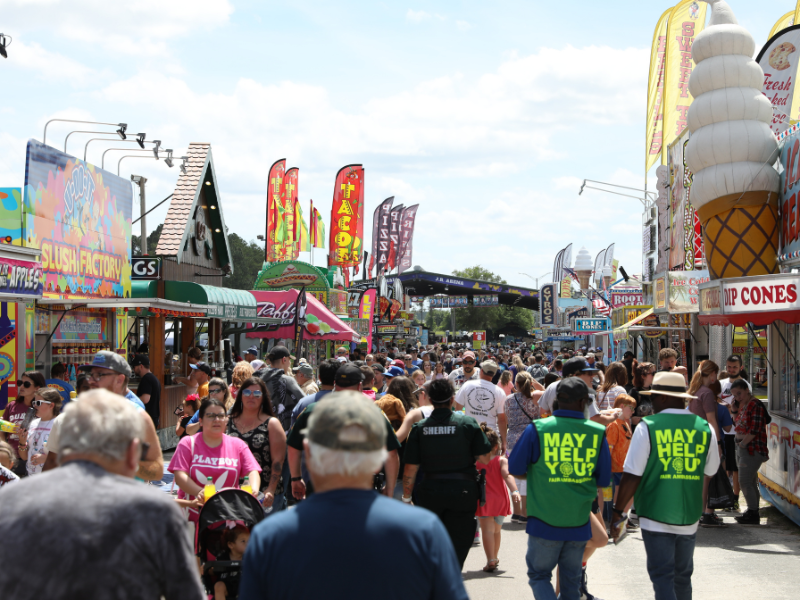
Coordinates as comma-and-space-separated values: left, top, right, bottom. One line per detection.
719, 377, 751, 406
539, 379, 599, 418
455, 378, 506, 433
26, 417, 55, 476
623, 408, 720, 535
448, 367, 478, 392
597, 385, 626, 411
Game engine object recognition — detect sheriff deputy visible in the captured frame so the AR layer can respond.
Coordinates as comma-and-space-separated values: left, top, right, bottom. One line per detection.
402, 378, 491, 570
612, 371, 720, 600
508, 377, 611, 600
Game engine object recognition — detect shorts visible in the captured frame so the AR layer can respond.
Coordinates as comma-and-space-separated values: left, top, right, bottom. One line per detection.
514, 477, 527, 495
479, 515, 506, 525
724, 435, 738, 472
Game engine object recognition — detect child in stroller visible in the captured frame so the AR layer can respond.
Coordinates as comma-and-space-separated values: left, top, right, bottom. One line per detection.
198, 488, 264, 600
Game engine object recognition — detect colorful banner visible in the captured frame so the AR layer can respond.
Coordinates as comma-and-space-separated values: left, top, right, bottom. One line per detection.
309, 200, 326, 249
265, 159, 287, 262
560, 273, 573, 298
472, 295, 499, 307
295, 202, 310, 253
370, 197, 394, 276
282, 167, 299, 260
429, 296, 469, 308
21, 140, 132, 298
662, 0, 707, 164
646, 8, 671, 174
0, 188, 23, 245
472, 330, 486, 350
359, 288, 376, 350
0, 256, 43, 298
346, 288, 364, 319
0, 303, 21, 412
757, 25, 800, 134
398, 204, 418, 274
328, 165, 365, 268
386, 204, 404, 271
389, 298, 401, 322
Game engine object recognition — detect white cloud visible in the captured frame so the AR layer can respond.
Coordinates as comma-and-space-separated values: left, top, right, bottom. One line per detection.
2, 0, 234, 56
406, 9, 445, 23
456, 20, 472, 31
6, 40, 98, 85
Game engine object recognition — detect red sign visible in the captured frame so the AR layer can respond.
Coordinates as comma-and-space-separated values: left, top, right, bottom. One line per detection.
328, 165, 364, 268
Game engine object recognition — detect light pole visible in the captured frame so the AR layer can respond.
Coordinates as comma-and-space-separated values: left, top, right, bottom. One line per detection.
518, 271, 552, 288
117, 150, 174, 176
101, 145, 159, 169
43, 118, 127, 146
578, 179, 656, 208
89, 134, 153, 162
64, 127, 128, 153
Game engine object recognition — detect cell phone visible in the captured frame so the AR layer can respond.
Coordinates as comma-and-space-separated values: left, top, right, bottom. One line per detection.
174, 406, 184, 415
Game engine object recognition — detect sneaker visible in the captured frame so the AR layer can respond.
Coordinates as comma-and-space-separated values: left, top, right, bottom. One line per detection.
511, 514, 522, 523
700, 513, 723, 527
735, 510, 760, 525
517, 515, 528, 523
579, 566, 603, 600
733, 500, 740, 512
473, 531, 481, 546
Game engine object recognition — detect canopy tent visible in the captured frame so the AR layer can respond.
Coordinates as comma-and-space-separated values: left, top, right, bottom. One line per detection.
247, 289, 360, 342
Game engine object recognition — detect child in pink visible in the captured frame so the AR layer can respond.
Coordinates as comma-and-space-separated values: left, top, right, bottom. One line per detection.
475, 423, 521, 572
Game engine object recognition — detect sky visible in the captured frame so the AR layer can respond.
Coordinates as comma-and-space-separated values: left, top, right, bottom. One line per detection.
0, 0, 791, 289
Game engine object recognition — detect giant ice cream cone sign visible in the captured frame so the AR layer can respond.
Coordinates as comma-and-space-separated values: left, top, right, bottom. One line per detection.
685, 1, 780, 280
574, 247, 593, 290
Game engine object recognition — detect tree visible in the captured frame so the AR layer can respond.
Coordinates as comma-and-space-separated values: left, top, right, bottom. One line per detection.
450, 265, 534, 337
131, 224, 163, 256
224, 234, 264, 290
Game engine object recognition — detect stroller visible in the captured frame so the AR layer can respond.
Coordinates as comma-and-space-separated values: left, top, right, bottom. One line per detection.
197, 489, 265, 600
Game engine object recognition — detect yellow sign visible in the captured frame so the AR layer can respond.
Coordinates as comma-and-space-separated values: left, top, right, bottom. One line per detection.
655, 276, 667, 310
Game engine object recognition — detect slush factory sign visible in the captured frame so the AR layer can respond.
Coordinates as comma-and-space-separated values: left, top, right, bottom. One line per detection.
131, 257, 162, 280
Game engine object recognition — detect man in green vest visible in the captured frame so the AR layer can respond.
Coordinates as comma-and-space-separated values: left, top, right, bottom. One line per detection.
508, 377, 611, 600
403, 378, 492, 570
612, 371, 720, 600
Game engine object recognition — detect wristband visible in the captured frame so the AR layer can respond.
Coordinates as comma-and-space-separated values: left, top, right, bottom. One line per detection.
401, 496, 412, 503
511, 490, 521, 496
612, 506, 624, 516
290, 476, 303, 482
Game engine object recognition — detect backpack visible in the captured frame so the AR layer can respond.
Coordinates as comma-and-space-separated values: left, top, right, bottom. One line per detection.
527, 364, 549, 383
260, 368, 290, 430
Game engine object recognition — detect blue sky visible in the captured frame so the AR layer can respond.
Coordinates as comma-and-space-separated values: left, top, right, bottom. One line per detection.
0, 0, 791, 287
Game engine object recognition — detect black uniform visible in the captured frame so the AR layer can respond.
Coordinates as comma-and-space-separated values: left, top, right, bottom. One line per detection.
404, 407, 492, 568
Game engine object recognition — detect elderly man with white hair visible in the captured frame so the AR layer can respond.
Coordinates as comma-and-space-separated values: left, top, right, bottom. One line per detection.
0, 389, 203, 600
240, 392, 468, 600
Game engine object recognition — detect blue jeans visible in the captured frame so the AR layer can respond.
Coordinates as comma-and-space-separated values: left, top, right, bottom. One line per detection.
641, 529, 696, 600
526, 535, 586, 600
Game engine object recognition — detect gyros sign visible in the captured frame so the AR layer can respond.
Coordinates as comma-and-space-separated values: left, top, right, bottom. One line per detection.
721, 278, 800, 313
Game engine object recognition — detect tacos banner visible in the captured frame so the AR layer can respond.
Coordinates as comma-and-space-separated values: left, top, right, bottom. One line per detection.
328, 164, 365, 268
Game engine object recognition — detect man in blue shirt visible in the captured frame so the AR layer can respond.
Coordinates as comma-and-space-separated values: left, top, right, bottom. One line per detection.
290, 359, 339, 426
509, 378, 611, 600
241, 392, 467, 600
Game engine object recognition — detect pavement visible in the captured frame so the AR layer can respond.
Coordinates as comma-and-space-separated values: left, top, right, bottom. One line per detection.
462, 500, 800, 600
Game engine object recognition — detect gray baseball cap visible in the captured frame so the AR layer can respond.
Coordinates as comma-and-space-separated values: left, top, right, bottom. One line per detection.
480, 360, 499, 375
82, 351, 132, 378
305, 392, 387, 452
293, 363, 314, 377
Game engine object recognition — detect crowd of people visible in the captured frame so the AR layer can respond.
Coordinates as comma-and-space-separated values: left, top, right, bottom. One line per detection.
0, 339, 770, 599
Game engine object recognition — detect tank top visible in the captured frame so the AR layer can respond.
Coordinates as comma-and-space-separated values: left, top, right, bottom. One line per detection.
475, 455, 511, 518
420, 405, 434, 418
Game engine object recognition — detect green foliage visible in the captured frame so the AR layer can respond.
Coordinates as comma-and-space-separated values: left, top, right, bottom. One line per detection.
131, 223, 163, 256
450, 266, 534, 335
223, 233, 265, 290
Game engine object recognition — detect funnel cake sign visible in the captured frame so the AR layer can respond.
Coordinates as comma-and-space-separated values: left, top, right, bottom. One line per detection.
22, 141, 132, 298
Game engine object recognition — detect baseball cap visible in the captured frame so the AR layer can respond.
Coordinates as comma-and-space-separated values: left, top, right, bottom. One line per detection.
268, 345, 295, 361
130, 354, 150, 368
190, 362, 212, 376
480, 360, 499, 375
462, 350, 476, 361
556, 378, 591, 403
293, 363, 314, 377
83, 351, 132, 378
336, 356, 347, 363
562, 357, 599, 377
393, 359, 406, 368
335, 364, 365, 388
245, 345, 259, 357
305, 392, 387, 451
384, 366, 405, 378
250, 359, 266, 371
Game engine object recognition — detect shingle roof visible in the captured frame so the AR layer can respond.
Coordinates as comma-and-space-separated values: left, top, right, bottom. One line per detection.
156, 143, 210, 256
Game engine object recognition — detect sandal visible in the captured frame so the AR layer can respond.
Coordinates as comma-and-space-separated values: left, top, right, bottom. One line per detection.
483, 558, 499, 572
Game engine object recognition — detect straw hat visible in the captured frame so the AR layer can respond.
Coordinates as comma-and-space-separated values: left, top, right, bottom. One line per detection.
639, 372, 697, 399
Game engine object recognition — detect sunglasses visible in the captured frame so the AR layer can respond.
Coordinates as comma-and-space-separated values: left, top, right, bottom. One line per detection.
139, 442, 150, 462
462, 360, 476, 365
32, 399, 52, 407
88, 372, 117, 382
16, 380, 32, 388
204, 413, 228, 421
242, 389, 263, 398
208, 387, 225, 394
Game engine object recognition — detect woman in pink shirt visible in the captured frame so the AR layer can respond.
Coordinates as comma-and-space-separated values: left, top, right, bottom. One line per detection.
169, 397, 261, 524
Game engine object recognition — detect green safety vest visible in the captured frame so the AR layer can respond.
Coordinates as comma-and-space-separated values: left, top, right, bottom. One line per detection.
634, 413, 711, 526
528, 416, 606, 528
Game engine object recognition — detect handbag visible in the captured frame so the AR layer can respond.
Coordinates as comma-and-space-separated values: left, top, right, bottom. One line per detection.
707, 463, 736, 510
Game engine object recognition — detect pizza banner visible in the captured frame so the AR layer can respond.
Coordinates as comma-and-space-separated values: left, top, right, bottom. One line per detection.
370, 196, 393, 276
398, 204, 418, 274
328, 165, 365, 268
265, 159, 287, 262
662, 0, 707, 164
757, 25, 800, 135
386, 204, 404, 271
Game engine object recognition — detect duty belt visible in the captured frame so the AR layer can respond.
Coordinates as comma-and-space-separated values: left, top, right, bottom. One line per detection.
423, 472, 474, 481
